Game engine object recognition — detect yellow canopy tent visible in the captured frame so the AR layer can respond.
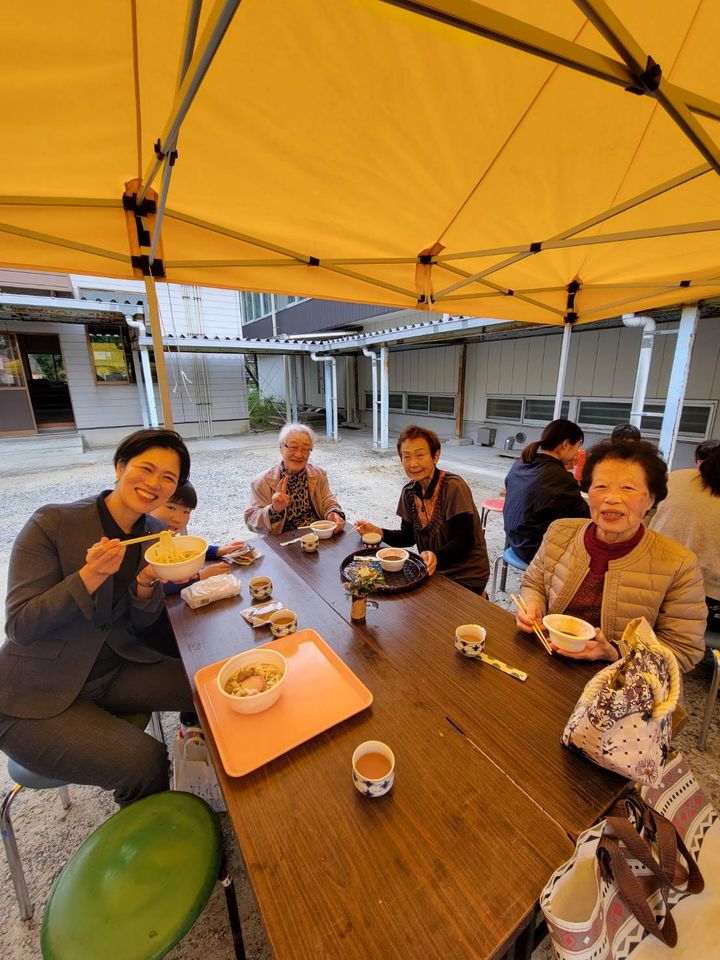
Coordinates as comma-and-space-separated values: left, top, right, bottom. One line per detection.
3, 0, 720, 422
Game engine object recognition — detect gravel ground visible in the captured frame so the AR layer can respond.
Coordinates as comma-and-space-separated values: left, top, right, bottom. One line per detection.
0, 431, 718, 959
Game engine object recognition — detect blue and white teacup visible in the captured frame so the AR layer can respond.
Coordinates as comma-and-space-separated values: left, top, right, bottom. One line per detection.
249, 576, 273, 600
352, 740, 395, 798
300, 534, 319, 553
454, 624, 487, 658
269, 609, 297, 638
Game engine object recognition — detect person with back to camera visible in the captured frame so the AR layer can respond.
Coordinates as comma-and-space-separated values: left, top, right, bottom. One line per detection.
503, 419, 589, 564
244, 422, 345, 534
0, 428, 196, 806
572, 423, 642, 482
516, 438, 706, 672
355, 425, 490, 594
650, 440, 720, 630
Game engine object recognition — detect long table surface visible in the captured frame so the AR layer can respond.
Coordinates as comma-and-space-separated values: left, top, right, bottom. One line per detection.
262, 529, 626, 837
165, 531, 624, 959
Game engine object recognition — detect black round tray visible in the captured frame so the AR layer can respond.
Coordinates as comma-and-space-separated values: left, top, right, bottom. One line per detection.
340, 548, 428, 595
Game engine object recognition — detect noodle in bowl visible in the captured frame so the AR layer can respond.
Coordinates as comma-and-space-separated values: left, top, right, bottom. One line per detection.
216, 649, 288, 714
145, 533, 208, 581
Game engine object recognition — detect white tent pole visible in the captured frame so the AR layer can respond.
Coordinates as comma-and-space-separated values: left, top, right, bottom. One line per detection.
659, 304, 700, 467
125, 314, 158, 428
331, 358, 338, 441
553, 322, 573, 419
143, 275, 174, 428
323, 363, 333, 437
379, 346, 389, 450
621, 315, 656, 427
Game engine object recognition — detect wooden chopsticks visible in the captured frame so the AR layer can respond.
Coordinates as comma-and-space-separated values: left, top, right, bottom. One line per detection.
511, 593, 553, 656
119, 531, 174, 547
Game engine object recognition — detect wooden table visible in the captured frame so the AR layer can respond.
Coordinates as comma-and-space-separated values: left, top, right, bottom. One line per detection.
166, 532, 624, 960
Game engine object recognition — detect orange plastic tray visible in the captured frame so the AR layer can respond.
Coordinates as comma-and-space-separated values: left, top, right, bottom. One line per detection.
194, 628, 373, 777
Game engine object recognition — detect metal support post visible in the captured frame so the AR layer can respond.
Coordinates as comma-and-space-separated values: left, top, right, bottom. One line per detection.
659, 303, 699, 467
324, 363, 333, 437
379, 346, 390, 450
143, 276, 174, 428
622, 315, 656, 427
362, 347, 379, 448
283, 356, 292, 424
553, 321, 573, 419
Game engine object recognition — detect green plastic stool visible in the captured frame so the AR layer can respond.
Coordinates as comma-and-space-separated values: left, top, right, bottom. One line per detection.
41, 791, 245, 960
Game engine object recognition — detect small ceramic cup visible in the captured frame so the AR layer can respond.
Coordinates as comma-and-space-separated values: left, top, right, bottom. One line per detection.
300, 534, 319, 553
361, 531, 382, 547
269, 609, 297, 638
248, 576, 273, 600
352, 740, 395, 798
454, 624, 487, 658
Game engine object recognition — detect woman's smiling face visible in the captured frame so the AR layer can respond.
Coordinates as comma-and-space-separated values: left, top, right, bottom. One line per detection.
399, 437, 440, 485
115, 446, 181, 516
588, 458, 655, 543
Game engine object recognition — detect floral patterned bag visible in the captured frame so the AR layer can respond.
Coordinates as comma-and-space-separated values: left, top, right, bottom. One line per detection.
562, 617, 679, 785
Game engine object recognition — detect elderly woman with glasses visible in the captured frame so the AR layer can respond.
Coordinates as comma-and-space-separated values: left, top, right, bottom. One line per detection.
245, 423, 346, 534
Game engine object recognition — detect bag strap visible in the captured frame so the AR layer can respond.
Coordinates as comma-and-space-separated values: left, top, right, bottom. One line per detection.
597, 836, 677, 947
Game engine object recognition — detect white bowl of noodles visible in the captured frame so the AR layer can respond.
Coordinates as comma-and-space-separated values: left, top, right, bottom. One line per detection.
216, 649, 288, 715
144, 533, 208, 581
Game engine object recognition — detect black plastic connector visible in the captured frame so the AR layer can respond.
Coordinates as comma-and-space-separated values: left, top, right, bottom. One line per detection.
418, 253, 433, 265
308, 256, 320, 267
680, 279, 691, 287
131, 255, 165, 278
530, 241, 542, 254
626, 56, 662, 96
122, 193, 157, 217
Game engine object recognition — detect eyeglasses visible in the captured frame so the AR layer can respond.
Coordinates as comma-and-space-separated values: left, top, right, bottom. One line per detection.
282, 442, 313, 455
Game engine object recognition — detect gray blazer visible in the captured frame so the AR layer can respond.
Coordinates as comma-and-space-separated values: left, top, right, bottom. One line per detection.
1, 496, 167, 719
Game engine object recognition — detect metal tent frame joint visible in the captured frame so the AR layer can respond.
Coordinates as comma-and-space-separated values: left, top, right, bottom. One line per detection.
625, 56, 662, 96
131, 254, 166, 278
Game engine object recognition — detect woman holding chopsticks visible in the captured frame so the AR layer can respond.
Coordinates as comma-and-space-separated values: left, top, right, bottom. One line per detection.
0, 428, 195, 806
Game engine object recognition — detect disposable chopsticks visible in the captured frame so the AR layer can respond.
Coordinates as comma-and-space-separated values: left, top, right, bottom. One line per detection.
478, 652, 527, 683
511, 593, 553, 656
119, 531, 174, 547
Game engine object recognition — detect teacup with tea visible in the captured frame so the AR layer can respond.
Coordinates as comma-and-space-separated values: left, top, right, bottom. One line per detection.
269, 609, 297, 638
249, 576, 273, 600
454, 624, 487, 658
300, 534, 319, 553
352, 740, 395, 798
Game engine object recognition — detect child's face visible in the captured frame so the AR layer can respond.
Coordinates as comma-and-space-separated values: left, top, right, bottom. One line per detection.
150, 500, 192, 532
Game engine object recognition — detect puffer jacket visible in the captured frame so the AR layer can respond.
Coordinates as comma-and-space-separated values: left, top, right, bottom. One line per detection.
520, 518, 706, 672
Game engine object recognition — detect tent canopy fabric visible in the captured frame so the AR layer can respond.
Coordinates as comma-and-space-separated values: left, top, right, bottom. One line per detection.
3, 0, 720, 325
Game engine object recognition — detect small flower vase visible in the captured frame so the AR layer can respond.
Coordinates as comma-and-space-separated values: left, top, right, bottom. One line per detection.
351, 596, 367, 623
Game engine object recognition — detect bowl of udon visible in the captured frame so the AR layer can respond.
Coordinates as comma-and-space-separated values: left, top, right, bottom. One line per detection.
144, 531, 208, 581
216, 649, 288, 714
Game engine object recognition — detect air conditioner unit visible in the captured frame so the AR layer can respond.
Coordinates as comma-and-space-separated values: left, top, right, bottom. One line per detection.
477, 427, 496, 446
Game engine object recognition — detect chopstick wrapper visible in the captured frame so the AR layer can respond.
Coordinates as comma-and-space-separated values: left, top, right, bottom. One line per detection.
181, 574, 241, 609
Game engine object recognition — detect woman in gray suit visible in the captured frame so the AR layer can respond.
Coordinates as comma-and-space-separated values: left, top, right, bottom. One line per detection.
0, 428, 195, 805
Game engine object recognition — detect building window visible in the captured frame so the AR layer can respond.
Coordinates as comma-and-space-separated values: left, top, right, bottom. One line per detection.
241, 292, 274, 323
0, 333, 25, 387
577, 398, 714, 440
365, 392, 403, 410
486, 397, 523, 421
87, 325, 135, 384
523, 398, 570, 423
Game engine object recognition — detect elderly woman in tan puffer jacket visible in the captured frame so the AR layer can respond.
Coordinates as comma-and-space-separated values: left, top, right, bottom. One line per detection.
517, 439, 706, 672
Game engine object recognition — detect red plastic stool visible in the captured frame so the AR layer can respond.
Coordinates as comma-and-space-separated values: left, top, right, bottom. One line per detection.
480, 498, 505, 531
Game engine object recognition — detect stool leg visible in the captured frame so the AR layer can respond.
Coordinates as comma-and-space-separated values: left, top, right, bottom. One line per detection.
490, 556, 501, 601
698, 649, 720, 750
149, 711, 165, 744
58, 785, 71, 810
219, 859, 247, 960
1, 784, 34, 921
499, 560, 509, 594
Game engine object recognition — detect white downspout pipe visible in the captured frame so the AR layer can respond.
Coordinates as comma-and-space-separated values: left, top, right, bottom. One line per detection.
622, 314, 656, 428
362, 347, 379, 449
379, 346, 389, 450
311, 353, 339, 441
125, 314, 158, 428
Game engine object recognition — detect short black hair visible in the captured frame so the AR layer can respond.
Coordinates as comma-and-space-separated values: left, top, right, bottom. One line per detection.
113, 429, 191, 488
581, 438, 668, 504
695, 440, 719, 463
169, 481, 198, 510
610, 423, 642, 441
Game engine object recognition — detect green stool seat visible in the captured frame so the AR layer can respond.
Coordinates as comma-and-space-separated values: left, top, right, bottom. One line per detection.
41, 791, 222, 960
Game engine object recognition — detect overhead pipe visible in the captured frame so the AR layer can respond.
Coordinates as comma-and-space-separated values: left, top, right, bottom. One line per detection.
622, 314, 657, 428
310, 353, 338, 441
125, 313, 158, 427
362, 347, 379, 448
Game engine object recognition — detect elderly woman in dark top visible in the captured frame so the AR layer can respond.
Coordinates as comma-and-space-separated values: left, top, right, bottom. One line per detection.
0, 428, 195, 806
245, 423, 345, 535
517, 439, 706, 672
356, 425, 489, 594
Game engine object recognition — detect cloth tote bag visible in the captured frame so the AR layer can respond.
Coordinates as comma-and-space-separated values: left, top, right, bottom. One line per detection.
562, 617, 679, 786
